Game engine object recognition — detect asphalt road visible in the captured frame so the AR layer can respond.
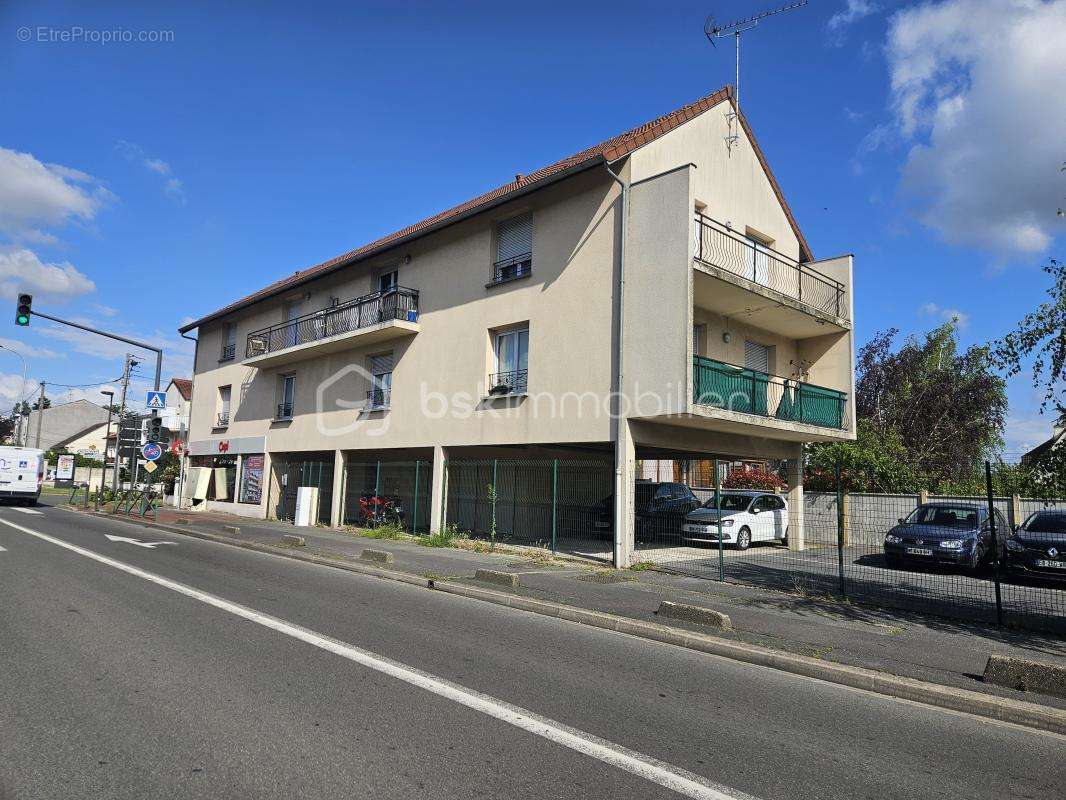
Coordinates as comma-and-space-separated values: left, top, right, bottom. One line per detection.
1, 502, 1063, 800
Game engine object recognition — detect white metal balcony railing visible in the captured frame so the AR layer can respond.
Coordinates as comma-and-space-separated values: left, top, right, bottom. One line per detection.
693, 214, 847, 320
246, 286, 419, 359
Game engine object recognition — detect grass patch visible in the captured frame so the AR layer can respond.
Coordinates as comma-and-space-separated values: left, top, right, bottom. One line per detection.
417, 524, 468, 548
629, 561, 658, 572
359, 522, 408, 541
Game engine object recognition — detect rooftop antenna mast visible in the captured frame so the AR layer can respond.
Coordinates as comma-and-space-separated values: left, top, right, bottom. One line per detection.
705, 1, 808, 151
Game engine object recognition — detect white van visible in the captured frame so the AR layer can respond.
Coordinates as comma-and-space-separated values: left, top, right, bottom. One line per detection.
0, 447, 46, 506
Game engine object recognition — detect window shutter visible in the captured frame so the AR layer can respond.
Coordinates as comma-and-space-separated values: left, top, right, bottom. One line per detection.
744, 340, 770, 373
497, 213, 533, 262
370, 353, 394, 375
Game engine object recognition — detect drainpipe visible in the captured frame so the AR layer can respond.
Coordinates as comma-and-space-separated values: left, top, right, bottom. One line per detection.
178, 330, 199, 508
603, 159, 630, 568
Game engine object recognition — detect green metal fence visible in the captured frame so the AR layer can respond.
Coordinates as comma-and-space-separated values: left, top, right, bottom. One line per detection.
445, 457, 612, 553
343, 459, 432, 532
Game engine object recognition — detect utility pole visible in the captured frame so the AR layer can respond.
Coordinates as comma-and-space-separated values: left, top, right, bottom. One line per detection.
34, 382, 45, 449
113, 355, 135, 493
98, 389, 115, 510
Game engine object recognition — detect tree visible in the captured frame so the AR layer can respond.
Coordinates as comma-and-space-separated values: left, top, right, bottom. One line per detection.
993, 257, 1066, 418
31, 395, 51, 411
811, 321, 1007, 491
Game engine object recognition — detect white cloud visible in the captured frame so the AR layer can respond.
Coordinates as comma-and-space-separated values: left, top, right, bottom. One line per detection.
36, 320, 194, 386
886, 0, 1066, 255
0, 147, 111, 238
829, 0, 881, 36
0, 371, 41, 407
919, 301, 970, 329
1004, 412, 1057, 454
117, 140, 186, 204
0, 337, 61, 359
0, 248, 95, 300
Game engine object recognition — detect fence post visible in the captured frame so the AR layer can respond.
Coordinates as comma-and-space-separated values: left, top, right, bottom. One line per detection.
413, 460, 421, 534
374, 461, 381, 496
715, 460, 725, 581
551, 459, 558, 554
985, 462, 1004, 627
491, 459, 498, 544
835, 463, 846, 598
1010, 494, 1022, 530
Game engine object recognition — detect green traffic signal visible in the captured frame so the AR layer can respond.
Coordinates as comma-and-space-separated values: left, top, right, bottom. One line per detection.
15, 293, 32, 326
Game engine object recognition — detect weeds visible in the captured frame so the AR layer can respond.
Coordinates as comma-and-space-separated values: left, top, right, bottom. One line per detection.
629, 561, 658, 572
360, 522, 408, 541
417, 523, 468, 548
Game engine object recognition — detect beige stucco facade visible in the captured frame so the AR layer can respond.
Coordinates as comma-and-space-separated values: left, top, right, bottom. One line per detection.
181, 94, 855, 565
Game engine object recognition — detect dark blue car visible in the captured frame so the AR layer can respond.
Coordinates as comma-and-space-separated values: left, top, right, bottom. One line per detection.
1005, 510, 1066, 581
883, 502, 1009, 571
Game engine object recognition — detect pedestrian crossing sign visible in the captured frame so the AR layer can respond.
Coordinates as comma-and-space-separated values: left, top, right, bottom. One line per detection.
146, 390, 166, 410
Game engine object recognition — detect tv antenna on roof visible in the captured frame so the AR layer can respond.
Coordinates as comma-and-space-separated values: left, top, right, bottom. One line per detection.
705, 1, 808, 151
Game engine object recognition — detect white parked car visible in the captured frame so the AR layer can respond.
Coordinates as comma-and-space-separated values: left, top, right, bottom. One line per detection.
681, 490, 788, 550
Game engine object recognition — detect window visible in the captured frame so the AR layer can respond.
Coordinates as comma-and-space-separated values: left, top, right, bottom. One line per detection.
221, 322, 237, 361
493, 213, 533, 283
216, 385, 231, 428
745, 229, 773, 287
744, 340, 770, 374
276, 374, 296, 420
368, 352, 393, 408
490, 326, 528, 394
378, 270, 398, 295
692, 324, 705, 356
282, 301, 302, 347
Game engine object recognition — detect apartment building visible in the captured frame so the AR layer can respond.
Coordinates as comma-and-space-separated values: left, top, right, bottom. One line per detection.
179, 86, 855, 566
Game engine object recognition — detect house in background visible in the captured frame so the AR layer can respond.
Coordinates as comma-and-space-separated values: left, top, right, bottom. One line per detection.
1021, 416, 1066, 468
21, 399, 110, 451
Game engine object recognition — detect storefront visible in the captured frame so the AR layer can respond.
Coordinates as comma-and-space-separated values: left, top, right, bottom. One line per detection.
186, 436, 267, 517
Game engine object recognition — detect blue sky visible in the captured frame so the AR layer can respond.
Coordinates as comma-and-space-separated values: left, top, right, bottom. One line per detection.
0, 0, 1062, 452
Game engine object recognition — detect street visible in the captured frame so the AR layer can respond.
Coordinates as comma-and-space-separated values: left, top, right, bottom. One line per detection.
1, 502, 1064, 800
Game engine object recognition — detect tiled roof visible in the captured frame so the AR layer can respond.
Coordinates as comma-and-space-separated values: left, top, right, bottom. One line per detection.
169, 377, 193, 400
180, 86, 811, 333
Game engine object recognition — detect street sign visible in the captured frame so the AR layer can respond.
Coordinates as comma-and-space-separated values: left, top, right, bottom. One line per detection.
141, 442, 163, 462
142, 461, 158, 474
145, 391, 166, 410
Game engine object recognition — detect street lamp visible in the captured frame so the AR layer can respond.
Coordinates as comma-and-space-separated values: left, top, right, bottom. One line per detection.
99, 389, 115, 511
0, 344, 28, 446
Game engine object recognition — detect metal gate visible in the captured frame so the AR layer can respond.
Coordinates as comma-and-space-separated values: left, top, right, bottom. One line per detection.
271, 455, 334, 525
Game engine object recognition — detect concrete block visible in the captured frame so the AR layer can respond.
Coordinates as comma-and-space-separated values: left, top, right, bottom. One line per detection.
984, 654, 1066, 698
656, 601, 733, 630
282, 534, 306, 547
223, 525, 241, 534
360, 548, 394, 564
474, 569, 520, 588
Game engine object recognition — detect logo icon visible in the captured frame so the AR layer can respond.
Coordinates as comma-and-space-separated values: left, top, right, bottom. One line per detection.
218, 440, 230, 453
1049, 547, 1059, 559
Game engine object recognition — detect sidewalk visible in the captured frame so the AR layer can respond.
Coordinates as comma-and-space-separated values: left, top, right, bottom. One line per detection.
108, 505, 1066, 709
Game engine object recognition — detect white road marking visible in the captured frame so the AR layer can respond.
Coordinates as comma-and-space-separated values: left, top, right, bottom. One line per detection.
104, 534, 176, 549
0, 517, 756, 800
12, 507, 43, 515
0, 544, 6, 551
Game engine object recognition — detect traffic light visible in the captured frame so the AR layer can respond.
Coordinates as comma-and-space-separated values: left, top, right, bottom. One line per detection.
16, 294, 32, 326
147, 414, 164, 444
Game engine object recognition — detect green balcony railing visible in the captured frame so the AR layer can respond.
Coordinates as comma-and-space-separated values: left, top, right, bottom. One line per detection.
692, 356, 848, 430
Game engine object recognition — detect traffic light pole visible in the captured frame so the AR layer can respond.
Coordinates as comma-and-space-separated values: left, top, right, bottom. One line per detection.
28, 310, 162, 394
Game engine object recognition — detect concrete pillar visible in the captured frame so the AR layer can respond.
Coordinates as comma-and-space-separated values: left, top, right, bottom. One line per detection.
262, 452, 274, 520
919, 489, 930, 506
1010, 494, 1022, 529
787, 445, 805, 551
429, 445, 448, 533
614, 419, 636, 568
841, 491, 851, 547
329, 449, 346, 527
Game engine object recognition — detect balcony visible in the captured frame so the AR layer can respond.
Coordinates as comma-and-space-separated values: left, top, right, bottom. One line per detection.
693, 214, 849, 337
276, 402, 293, 421
245, 287, 420, 368
220, 342, 236, 362
487, 253, 532, 287
692, 356, 848, 431
487, 369, 528, 396
215, 411, 230, 428
366, 388, 391, 410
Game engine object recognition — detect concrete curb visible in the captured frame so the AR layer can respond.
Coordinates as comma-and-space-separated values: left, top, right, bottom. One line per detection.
985, 654, 1066, 699
360, 548, 394, 564
60, 505, 1066, 736
656, 601, 732, 630
282, 534, 306, 547
223, 525, 242, 535
474, 569, 520, 588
